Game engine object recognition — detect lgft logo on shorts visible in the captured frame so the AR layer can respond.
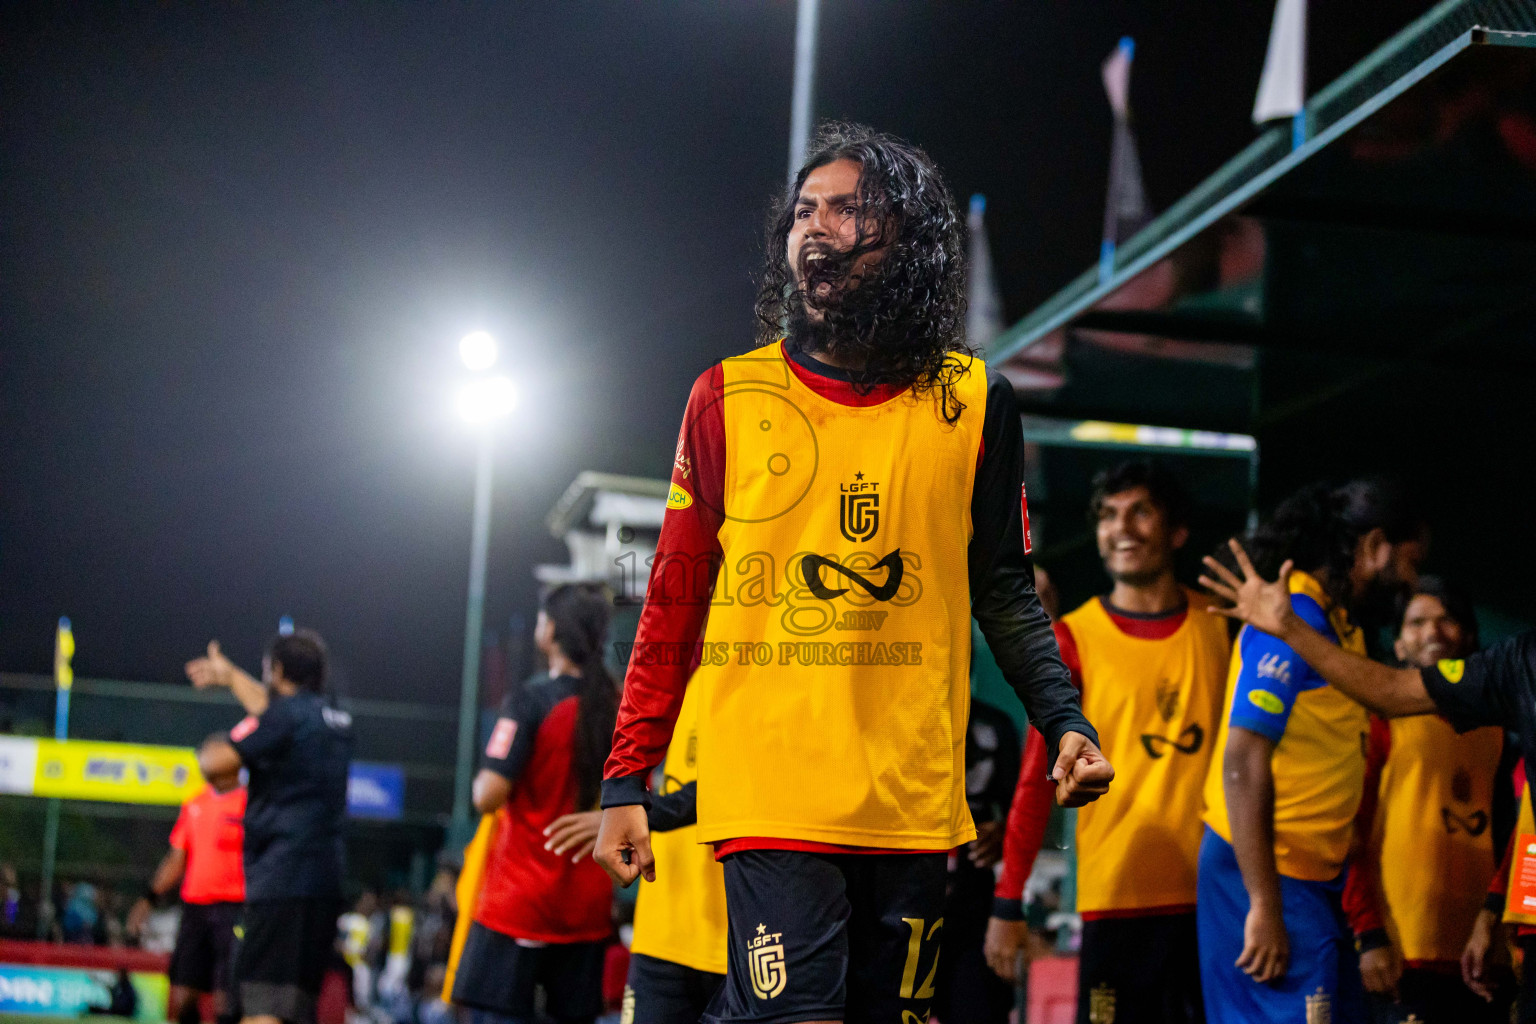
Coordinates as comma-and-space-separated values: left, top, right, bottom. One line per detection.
747, 922, 786, 999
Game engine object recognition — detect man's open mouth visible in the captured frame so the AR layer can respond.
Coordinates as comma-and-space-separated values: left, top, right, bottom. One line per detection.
800, 249, 847, 293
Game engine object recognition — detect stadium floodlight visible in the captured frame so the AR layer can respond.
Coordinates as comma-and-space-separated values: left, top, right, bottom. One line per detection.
449, 356, 517, 845
459, 330, 498, 372
455, 374, 518, 424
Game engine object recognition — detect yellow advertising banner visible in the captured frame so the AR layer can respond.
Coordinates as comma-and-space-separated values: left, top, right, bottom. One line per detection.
31, 739, 200, 806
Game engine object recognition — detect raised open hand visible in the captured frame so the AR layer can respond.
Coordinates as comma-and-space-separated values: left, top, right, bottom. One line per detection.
1200, 539, 1298, 640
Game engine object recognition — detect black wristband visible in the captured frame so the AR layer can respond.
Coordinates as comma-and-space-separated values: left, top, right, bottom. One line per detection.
1355, 928, 1390, 954
991, 896, 1026, 921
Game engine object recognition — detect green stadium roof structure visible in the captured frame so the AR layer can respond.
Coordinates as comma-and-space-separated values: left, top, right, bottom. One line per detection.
983, 0, 1536, 635
989, 0, 1536, 433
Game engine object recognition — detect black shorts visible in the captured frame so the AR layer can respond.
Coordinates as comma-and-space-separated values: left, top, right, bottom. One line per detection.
624, 952, 725, 1024
704, 849, 948, 1024
234, 898, 341, 1024
168, 901, 241, 994
1370, 964, 1510, 1024
451, 921, 606, 1022
1077, 912, 1203, 1024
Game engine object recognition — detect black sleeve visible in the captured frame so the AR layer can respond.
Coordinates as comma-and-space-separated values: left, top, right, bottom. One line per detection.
481, 686, 551, 785
1420, 632, 1536, 734
647, 780, 698, 833
968, 369, 1097, 757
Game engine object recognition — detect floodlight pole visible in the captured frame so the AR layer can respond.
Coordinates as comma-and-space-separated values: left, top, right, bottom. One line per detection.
787, 0, 820, 187
450, 430, 495, 846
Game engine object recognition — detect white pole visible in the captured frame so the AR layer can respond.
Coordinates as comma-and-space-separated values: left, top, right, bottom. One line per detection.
450, 431, 495, 845
787, 0, 820, 188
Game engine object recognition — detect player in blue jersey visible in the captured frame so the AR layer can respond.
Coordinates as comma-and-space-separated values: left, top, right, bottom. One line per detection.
1197, 481, 1427, 1024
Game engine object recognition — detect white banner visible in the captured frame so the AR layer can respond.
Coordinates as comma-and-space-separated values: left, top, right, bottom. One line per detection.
0, 736, 39, 795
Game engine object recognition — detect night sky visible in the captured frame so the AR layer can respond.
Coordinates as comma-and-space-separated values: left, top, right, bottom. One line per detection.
1, 2, 1437, 703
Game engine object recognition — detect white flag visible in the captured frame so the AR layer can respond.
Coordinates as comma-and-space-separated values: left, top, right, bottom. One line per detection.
1102, 36, 1133, 120
966, 195, 1004, 349
1101, 37, 1149, 261
1253, 0, 1307, 123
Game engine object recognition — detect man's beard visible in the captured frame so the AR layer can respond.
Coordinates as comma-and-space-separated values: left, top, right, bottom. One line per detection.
785, 299, 835, 355
1107, 566, 1168, 588
1353, 569, 1412, 636
785, 279, 884, 369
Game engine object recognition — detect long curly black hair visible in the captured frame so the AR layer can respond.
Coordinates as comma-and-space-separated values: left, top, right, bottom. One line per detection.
754, 122, 972, 422
1227, 478, 1426, 617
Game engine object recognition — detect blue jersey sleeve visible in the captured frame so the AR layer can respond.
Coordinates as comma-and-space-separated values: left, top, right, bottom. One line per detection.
1227, 593, 1337, 743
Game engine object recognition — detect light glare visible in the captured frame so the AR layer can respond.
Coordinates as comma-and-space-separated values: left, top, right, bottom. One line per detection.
456, 375, 517, 423
459, 331, 498, 372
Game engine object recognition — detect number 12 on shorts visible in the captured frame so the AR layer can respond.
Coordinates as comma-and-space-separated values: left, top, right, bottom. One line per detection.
899, 917, 943, 1000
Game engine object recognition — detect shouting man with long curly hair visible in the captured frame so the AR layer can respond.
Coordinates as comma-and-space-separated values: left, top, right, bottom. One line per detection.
594, 123, 1114, 1024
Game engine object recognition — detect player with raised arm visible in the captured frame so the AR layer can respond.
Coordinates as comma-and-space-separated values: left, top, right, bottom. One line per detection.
592, 123, 1110, 1024
187, 629, 352, 1024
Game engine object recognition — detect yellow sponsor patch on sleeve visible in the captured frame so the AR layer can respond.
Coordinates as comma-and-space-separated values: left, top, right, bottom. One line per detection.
666, 482, 693, 510
1248, 689, 1286, 714
1437, 658, 1466, 684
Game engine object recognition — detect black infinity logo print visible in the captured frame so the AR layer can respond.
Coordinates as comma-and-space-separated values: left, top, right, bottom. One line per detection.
1140, 723, 1205, 759
800, 549, 904, 602
1441, 807, 1489, 836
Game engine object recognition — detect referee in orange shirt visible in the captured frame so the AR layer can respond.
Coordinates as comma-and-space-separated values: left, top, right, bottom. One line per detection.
131, 734, 247, 1024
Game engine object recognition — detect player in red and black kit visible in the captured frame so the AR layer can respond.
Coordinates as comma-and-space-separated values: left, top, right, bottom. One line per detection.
451, 584, 620, 1024
593, 123, 1110, 1024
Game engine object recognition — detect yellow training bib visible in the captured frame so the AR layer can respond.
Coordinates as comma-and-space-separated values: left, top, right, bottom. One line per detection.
1069, 595, 1231, 913
631, 681, 728, 974
693, 347, 988, 848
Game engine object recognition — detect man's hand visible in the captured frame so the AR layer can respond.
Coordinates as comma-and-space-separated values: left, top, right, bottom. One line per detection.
1200, 540, 1299, 640
983, 916, 1028, 982
1051, 731, 1113, 807
968, 820, 1004, 868
185, 641, 234, 690
126, 897, 153, 938
1236, 899, 1289, 983
594, 804, 654, 887
1462, 907, 1502, 1001
544, 810, 603, 863
1358, 944, 1401, 1000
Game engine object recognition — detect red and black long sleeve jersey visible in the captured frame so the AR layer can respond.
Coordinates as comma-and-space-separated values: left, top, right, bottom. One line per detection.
601, 341, 1091, 823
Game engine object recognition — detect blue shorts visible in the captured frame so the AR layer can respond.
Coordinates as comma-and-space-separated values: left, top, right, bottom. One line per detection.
1196, 828, 1364, 1024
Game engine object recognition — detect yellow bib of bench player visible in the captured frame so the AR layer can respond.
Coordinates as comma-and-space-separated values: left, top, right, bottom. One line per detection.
1203, 571, 1369, 881
1373, 715, 1500, 962
690, 347, 987, 848
631, 681, 728, 974
1068, 594, 1231, 914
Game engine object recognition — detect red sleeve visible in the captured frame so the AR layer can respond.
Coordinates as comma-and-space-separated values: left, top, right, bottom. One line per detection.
1492, 829, 1514, 898
993, 621, 1083, 910
1343, 716, 1391, 937
601, 366, 726, 800
168, 798, 192, 852
1052, 620, 1082, 683
1492, 759, 1526, 898
994, 726, 1054, 907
